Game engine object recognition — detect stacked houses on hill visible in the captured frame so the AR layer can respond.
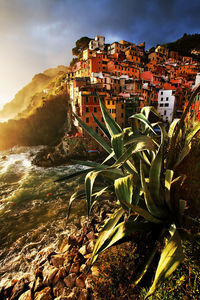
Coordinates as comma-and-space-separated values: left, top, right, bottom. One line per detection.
66, 35, 200, 135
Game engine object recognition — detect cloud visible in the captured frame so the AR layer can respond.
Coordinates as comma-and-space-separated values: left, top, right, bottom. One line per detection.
0, 0, 199, 103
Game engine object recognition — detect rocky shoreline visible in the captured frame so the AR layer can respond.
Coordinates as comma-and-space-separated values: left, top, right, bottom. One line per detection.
32, 138, 104, 168
1, 219, 100, 299
0, 200, 113, 300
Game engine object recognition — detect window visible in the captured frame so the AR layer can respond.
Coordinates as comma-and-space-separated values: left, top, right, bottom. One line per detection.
107, 100, 110, 105
164, 110, 166, 115
94, 107, 97, 113
121, 104, 124, 109
121, 113, 124, 117
161, 97, 163, 101
165, 103, 169, 107
160, 103, 163, 107
161, 91, 163, 95
112, 109, 116, 113
94, 97, 97, 103
101, 117, 104, 122
86, 107, 89, 112
166, 97, 169, 101
85, 96, 89, 103
86, 117, 89, 123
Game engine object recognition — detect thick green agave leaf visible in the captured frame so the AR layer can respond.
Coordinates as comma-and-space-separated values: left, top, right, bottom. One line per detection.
174, 143, 191, 169
73, 112, 112, 154
132, 242, 158, 288
130, 113, 157, 135
140, 161, 166, 219
149, 123, 165, 206
92, 113, 111, 139
67, 189, 86, 219
74, 160, 108, 169
111, 132, 124, 159
114, 175, 133, 210
145, 227, 184, 299
55, 167, 95, 182
91, 208, 124, 264
102, 151, 115, 164
185, 123, 200, 144
168, 118, 180, 139
131, 118, 140, 135
164, 169, 174, 211
92, 213, 154, 264
98, 93, 122, 136
85, 170, 100, 215
85, 169, 124, 215
141, 106, 161, 120
113, 137, 155, 168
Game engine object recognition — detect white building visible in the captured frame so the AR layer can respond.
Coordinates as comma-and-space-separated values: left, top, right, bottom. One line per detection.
195, 72, 200, 87
89, 35, 105, 51
157, 89, 176, 122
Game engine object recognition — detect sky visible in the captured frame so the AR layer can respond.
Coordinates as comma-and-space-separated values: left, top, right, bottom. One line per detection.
0, 0, 200, 109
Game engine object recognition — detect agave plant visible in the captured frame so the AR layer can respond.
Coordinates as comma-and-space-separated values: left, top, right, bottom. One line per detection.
58, 85, 200, 298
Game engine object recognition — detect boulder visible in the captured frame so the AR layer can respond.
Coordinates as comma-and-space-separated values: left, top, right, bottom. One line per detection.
79, 245, 87, 256
86, 241, 95, 253
34, 277, 43, 292
10, 278, 29, 300
18, 290, 32, 300
43, 266, 58, 285
78, 289, 89, 300
63, 273, 76, 288
69, 262, 80, 274
52, 280, 66, 298
50, 255, 65, 268
75, 273, 86, 289
52, 267, 67, 286
34, 287, 52, 300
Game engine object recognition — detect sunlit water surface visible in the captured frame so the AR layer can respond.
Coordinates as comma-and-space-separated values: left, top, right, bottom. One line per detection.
0, 146, 87, 286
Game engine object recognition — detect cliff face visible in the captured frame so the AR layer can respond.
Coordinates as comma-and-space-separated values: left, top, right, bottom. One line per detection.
0, 93, 69, 150
0, 65, 69, 119
0, 65, 71, 150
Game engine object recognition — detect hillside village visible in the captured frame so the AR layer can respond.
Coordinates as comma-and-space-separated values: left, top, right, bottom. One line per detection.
62, 35, 200, 137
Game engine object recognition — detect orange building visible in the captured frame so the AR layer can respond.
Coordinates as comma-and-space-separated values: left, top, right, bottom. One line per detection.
177, 64, 199, 79
107, 61, 140, 78
75, 87, 106, 135
105, 96, 125, 128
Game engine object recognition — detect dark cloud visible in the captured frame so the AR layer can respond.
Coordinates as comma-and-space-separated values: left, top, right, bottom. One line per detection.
0, 0, 200, 104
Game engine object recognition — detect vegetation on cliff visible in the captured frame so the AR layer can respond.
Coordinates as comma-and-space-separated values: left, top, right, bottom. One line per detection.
0, 65, 68, 119
0, 93, 69, 150
164, 33, 200, 58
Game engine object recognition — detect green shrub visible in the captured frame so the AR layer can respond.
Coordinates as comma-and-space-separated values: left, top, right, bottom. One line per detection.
59, 85, 200, 298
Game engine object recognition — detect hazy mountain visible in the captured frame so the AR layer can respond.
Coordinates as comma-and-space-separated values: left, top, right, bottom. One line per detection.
0, 65, 68, 119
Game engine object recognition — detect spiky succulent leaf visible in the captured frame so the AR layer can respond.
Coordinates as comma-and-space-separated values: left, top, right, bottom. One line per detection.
73, 112, 112, 154
111, 132, 124, 159
164, 169, 174, 211
91, 208, 124, 264
92, 113, 111, 139
114, 175, 133, 210
130, 113, 157, 135
98, 94, 122, 136
141, 106, 161, 120
113, 137, 155, 168
140, 161, 166, 219
145, 227, 184, 299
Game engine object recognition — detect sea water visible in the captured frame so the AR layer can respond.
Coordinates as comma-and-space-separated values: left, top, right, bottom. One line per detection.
0, 146, 86, 285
